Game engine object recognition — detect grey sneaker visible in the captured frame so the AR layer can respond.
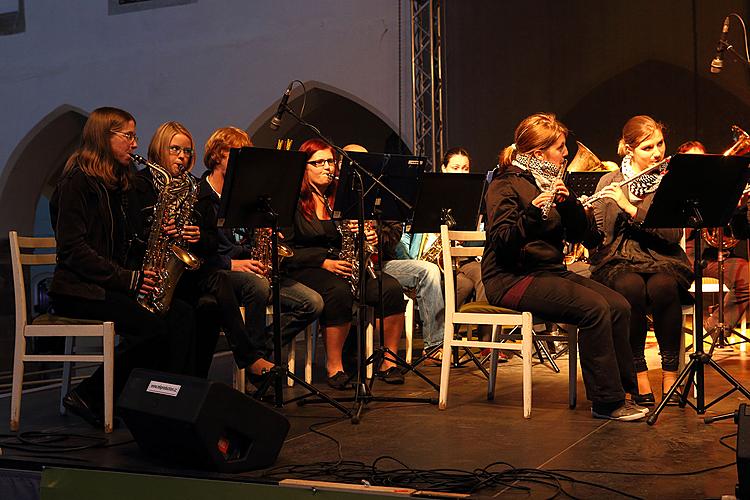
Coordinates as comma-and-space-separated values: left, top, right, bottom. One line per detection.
626, 399, 650, 414
592, 402, 647, 421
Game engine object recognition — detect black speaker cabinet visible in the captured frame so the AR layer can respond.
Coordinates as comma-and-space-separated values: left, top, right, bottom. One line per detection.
117, 369, 290, 473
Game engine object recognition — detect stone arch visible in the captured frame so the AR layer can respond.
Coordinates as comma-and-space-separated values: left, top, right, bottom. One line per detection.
248, 81, 411, 154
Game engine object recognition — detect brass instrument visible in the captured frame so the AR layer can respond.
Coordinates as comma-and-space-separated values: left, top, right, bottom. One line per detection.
249, 228, 294, 279
130, 153, 201, 315
567, 141, 610, 172
417, 208, 456, 270
701, 125, 750, 249
581, 156, 671, 208
339, 220, 377, 295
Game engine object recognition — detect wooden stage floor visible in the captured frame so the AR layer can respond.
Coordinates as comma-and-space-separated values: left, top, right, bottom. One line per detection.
0, 337, 747, 499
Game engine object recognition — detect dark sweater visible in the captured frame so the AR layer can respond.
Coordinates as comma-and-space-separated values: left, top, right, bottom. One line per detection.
481, 165, 592, 298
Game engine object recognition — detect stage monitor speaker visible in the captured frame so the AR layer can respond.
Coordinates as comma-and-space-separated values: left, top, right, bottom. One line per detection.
117, 369, 290, 473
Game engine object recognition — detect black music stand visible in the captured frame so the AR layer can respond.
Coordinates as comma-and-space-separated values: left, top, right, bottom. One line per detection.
407, 173, 487, 371
642, 153, 750, 425
217, 146, 351, 417
566, 171, 608, 198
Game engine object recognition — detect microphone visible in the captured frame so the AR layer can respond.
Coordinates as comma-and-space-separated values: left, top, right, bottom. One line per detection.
269, 81, 294, 130
710, 16, 731, 74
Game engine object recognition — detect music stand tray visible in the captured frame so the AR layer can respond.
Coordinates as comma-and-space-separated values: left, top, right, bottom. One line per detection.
409, 173, 486, 233
643, 153, 750, 425
566, 171, 608, 198
216, 146, 351, 417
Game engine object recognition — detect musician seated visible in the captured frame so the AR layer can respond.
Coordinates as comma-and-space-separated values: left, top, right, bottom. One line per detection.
342, 144, 445, 364
284, 140, 407, 390
678, 140, 750, 337
134, 122, 270, 381
587, 116, 693, 406
200, 127, 324, 384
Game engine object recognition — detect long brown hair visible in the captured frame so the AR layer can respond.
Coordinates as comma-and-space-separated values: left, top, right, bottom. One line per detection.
148, 121, 196, 172
497, 113, 568, 173
63, 107, 135, 189
298, 138, 338, 221
617, 115, 665, 156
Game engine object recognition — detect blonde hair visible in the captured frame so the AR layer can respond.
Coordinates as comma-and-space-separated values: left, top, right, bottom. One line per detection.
498, 113, 568, 170
617, 115, 665, 156
148, 121, 195, 172
63, 106, 136, 189
203, 126, 253, 171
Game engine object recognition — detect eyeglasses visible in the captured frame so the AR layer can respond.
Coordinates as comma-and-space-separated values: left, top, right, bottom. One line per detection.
307, 158, 336, 168
111, 131, 138, 143
168, 145, 194, 157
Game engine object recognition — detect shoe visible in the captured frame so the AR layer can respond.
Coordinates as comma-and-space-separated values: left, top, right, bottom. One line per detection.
625, 400, 650, 415
632, 392, 655, 406
663, 392, 682, 406
246, 368, 272, 390
376, 366, 405, 384
62, 389, 104, 429
327, 371, 351, 390
592, 402, 646, 421
422, 347, 443, 366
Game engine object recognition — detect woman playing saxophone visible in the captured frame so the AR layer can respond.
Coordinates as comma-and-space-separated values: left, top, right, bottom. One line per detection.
284, 139, 407, 389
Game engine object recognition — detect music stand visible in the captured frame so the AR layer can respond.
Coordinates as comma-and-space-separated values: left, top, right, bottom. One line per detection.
566, 171, 608, 198
217, 146, 351, 417
406, 173, 487, 371
642, 153, 750, 425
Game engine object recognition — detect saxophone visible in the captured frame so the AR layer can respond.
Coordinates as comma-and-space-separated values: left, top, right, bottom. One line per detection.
338, 220, 377, 295
130, 153, 201, 315
417, 208, 456, 270
248, 228, 294, 279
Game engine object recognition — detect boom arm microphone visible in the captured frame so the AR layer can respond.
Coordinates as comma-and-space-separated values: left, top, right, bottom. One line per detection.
269, 81, 294, 130
710, 16, 731, 74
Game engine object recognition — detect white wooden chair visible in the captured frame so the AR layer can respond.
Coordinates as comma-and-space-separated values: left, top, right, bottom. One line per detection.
438, 226, 533, 417
9, 231, 115, 433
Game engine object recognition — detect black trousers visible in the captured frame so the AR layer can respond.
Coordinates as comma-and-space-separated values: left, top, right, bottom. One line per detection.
610, 272, 683, 372
486, 271, 636, 404
51, 291, 197, 410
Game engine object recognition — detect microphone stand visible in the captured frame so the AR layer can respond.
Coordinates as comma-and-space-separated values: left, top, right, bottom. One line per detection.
280, 105, 436, 423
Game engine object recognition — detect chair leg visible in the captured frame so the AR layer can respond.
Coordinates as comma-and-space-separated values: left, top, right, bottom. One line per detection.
10, 332, 25, 432
102, 323, 115, 434
568, 327, 578, 409
306, 321, 315, 384
438, 325, 454, 410
234, 365, 245, 394
287, 334, 297, 387
487, 325, 499, 401
405, 297, 414, 364
60, 336, 75, 415
365, 308, 374, 379
521, 313, 533, 419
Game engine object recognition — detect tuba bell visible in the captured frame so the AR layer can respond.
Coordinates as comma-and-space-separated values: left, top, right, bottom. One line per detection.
723, 125, 750, 156
567, 141, 614, 172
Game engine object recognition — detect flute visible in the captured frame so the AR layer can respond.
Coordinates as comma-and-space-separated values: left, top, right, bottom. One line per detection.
580, 156, 671, 208
540, 159, 568, 220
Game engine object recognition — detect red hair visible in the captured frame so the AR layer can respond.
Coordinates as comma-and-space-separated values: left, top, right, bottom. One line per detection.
298, 139, 338, 220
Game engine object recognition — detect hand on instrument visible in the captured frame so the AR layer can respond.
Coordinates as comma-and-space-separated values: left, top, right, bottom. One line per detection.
550, 179, 569, 202
322, 258, 353, 277
231, 259, 267, 275
531, 190, 556, 209
181, 224, 200, 243
364, 226, 378, 246
139, 269, 157, 295
598, 185, 637, 217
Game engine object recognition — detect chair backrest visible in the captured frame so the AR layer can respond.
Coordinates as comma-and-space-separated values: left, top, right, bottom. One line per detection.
9, 231, 57, 329
440, 225, 485, 315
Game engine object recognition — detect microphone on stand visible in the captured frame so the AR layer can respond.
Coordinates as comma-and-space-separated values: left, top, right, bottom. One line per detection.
710, 16, 731, 74
269, 81, 294, 130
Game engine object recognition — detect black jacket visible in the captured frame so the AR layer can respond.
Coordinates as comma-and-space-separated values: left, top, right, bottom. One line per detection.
49, 167, 141, 300
481, 165, 593, 297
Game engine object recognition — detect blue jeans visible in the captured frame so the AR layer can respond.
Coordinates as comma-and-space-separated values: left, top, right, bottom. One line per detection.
382, 259, 445, 348
228, 271, 324, 353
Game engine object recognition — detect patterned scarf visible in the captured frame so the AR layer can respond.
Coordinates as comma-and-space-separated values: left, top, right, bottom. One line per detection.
620, 155, 664, 199
512, 153, 562, 192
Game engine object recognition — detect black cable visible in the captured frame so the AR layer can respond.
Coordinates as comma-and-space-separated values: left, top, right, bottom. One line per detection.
0, 431, 108, 453
719, 431, 738, 453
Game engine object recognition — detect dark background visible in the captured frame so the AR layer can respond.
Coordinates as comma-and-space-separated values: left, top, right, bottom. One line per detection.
444, 0, 750, 171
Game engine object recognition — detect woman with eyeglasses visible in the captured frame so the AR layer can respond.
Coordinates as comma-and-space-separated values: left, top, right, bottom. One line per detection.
284, 139, 407, 390
49, 108, 197, 428
483, 112, 645, 421
134, 122, 273, 382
